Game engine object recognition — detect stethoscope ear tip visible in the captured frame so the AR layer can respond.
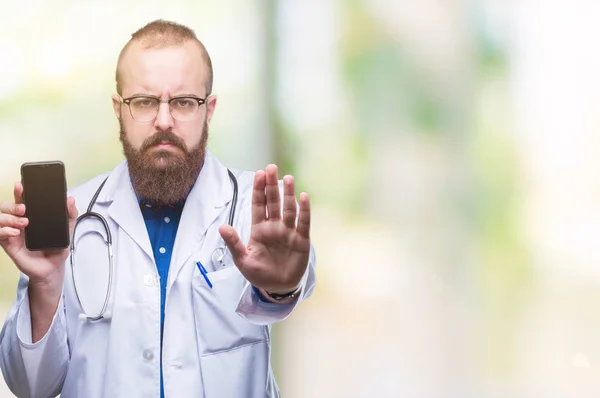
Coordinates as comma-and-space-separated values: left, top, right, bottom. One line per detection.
78, 313, 87, 322
103, 311, 112, 319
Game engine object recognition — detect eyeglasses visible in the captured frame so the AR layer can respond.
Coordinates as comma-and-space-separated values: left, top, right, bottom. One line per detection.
119, 95, 207, 123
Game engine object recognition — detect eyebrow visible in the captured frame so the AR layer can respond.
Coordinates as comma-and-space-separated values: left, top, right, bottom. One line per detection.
174, 93, 204, 97
127, 93, 157, 97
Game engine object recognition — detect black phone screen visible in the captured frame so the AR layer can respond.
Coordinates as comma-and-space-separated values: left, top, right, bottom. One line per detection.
21, 161, 70, 251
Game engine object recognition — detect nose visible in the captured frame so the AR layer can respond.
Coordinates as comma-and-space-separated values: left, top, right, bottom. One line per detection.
153, 102, 174, 131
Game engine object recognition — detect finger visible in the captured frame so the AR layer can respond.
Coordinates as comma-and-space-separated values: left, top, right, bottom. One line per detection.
265, 164, 281, 220
218, 224, 247, 268
296, 192, 311, 239
282, 175, 297, 229
0, 213, 28, 229
0, 201, 25, 216
252, 170, 267, 224
0, 226, 21, 241
14, 182, 23, 205
67, 197, 78, 221
67, 197, 78, 235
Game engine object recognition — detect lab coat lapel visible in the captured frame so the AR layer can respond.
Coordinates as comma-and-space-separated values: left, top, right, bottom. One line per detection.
101, 162, 154, 263
167, 152, 233, 294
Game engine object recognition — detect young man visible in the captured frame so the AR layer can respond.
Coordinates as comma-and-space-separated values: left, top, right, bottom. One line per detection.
0, 20, 315, 398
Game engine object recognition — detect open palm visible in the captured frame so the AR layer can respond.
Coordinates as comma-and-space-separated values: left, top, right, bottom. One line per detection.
219, 165, 311, 294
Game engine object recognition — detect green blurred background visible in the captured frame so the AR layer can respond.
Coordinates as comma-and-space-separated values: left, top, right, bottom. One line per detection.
2, 0, 600, 396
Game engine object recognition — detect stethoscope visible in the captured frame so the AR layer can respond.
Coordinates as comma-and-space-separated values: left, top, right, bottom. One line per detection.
70, 169, 238, 322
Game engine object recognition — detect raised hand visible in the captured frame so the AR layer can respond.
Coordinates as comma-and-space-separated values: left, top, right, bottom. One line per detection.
218, 164, 311, 297
0, 181, 78, 285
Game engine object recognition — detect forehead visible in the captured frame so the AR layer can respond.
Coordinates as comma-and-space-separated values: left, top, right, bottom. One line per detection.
119, 41, 207, 96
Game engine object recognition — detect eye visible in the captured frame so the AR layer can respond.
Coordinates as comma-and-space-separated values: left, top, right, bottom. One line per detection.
174, 98, 194, 107
132, 98, 156, 108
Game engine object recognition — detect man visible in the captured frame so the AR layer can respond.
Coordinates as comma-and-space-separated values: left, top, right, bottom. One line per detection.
0, 19, 315, 398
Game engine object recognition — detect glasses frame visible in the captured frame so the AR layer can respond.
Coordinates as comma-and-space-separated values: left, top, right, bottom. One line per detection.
119, 94, 208, 123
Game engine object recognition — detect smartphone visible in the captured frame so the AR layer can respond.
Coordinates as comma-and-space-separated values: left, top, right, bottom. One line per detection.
20, 161, 70, 251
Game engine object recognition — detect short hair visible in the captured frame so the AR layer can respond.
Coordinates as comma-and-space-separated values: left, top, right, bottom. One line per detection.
115, 19, 213, 95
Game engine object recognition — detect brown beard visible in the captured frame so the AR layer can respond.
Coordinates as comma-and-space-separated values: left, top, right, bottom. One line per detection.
119, 120, 208, 206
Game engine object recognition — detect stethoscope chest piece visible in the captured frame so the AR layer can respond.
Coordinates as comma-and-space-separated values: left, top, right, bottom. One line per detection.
211, 247, 227, 267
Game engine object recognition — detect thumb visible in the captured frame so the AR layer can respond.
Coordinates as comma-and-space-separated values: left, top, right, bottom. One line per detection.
67, 197, 78, 231
218, 224, 247, 267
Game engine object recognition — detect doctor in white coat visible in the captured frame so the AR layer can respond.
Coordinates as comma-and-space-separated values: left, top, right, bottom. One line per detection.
0, 19, 315, 398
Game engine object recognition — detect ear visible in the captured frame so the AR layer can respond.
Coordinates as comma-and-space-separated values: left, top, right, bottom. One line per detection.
206, 95, 218, 124
111, 94, 122, 119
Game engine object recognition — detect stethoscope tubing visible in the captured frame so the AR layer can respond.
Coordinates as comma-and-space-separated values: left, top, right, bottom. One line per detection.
70, 170, 238, 322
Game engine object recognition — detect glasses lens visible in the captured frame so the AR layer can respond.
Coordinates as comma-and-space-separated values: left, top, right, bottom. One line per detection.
170, 98, 200, 122
129, 97, 159, 122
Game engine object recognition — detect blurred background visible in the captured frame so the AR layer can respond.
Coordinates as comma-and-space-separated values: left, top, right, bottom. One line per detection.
1, 0, 600, 396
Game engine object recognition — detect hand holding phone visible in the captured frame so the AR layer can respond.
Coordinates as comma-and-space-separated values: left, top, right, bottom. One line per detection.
0, 161, 78, 285
21, 161, 70, 251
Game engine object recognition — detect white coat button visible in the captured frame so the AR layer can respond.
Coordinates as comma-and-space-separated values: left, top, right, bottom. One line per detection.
164, 217, 171, 223
143, 349, 154, 362
143, 274, 156, 287
159, 247, 166, 254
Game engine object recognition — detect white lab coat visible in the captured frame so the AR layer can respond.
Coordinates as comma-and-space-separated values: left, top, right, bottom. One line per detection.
0, 151, 316, 398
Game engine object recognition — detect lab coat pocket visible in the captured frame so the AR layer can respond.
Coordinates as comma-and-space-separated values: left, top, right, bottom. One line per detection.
191, 264, 268, 356
200, 340, 278, 398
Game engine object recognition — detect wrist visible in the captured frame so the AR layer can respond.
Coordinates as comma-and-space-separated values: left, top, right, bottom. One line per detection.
263, 284, 302, 302
28, 272, 63, 300
263, 279, 302, 295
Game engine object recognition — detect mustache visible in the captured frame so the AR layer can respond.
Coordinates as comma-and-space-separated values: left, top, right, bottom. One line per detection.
140, 131, 187, 153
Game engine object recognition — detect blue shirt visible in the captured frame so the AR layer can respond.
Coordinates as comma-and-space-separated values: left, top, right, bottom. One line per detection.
140, 201, 184, 398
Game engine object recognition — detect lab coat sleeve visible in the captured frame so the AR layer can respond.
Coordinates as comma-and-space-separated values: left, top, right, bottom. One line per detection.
0, 273, 69, 398
235, 244, 316, 325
